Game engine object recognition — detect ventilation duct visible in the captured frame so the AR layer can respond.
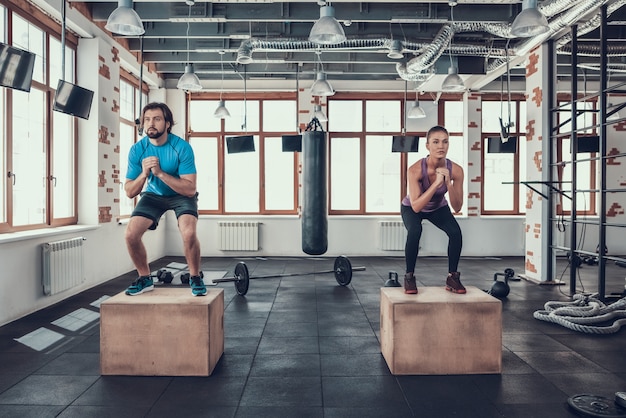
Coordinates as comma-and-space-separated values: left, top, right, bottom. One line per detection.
232, 0, 610, 81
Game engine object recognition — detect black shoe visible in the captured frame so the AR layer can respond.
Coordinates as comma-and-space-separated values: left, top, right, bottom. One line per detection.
404, 272, 418, 294
445, 272, 466, 294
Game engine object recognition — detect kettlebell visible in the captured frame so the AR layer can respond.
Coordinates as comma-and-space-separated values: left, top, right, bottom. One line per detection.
384, 271, 401, 287
488, 268, 513, 298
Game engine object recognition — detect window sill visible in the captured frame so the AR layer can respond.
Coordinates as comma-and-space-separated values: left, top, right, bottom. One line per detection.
0, 224, 101, 245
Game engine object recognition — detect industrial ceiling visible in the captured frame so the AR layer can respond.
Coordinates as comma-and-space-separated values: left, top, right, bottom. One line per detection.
67, 0, 626, 92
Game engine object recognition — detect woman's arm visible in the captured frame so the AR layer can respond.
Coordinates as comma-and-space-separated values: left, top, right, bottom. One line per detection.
446, 162, 464, 213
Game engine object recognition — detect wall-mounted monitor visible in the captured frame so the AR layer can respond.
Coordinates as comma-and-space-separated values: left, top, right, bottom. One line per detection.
392, 135, 419, 153
577, 136, 599, 153
487, 136, 517, 153
226, 135, 255, 154
0, 42, 36, 92
53, 80, 94, 120
281, 134, 302, 152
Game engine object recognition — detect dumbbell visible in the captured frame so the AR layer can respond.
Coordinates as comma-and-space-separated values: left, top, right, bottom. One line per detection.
155, 269, 174, 284
180, 271, 204, 285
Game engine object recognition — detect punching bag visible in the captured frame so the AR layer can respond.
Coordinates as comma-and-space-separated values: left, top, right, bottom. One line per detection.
301, 129, 328, 255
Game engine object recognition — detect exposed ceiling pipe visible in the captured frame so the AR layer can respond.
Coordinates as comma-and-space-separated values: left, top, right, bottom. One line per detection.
555, 0, 626, 56
487, 0, 613, 73
234, 0, 613, 81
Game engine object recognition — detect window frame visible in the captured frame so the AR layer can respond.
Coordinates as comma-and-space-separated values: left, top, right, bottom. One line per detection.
480, 94, 526, 216
0, 3, 80, 234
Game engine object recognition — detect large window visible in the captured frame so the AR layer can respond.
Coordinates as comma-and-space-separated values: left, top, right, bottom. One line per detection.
188, 95, 298, 214
118, 75, 148, 218
555, 100, 597, 216
481, 98, 527, 215
186, 94, 470, 216
1, 6, 79, 233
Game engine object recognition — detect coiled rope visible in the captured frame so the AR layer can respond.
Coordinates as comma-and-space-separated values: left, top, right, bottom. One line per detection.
533, 294, 626, 334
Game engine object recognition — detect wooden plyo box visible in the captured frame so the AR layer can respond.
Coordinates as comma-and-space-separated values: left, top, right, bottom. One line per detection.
100, 288, 224, 376
380, 286, 502, 375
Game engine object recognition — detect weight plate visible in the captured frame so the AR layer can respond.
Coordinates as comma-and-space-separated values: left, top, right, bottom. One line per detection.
234, 262, 250, 296
568, 394, 626, 418
334, 255, 352, 286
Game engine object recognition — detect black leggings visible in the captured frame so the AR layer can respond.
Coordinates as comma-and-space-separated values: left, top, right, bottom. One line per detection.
401, 204, 463, 274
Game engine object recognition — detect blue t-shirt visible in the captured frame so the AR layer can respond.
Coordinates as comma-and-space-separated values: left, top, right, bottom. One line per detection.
126, 133, 197, 196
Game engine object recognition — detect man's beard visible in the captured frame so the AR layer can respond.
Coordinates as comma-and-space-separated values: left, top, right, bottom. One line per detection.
146, 128, 165, 139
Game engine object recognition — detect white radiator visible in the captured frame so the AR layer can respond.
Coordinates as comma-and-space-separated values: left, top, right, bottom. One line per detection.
379, 221, 406, 251
218, 222, 259, 251
42, 237, 86, 296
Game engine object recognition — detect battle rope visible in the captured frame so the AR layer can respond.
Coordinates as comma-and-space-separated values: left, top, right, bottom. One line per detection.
533, 293, 626, 334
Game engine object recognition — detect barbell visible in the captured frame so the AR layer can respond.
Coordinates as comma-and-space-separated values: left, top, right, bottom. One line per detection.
210, 255, 364, 296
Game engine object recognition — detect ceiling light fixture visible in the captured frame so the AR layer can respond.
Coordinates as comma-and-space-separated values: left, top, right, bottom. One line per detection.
214, 50, 230, 118
310, 52, 335, 96
441, 3, 465, 92
408, 92, 426, 119
387, 40, 404, 59
309, 3, 346, 45
313, 104, 328, 122
105, 0, 145, 36
177, 1, 202, 92
510, 0, 549, 38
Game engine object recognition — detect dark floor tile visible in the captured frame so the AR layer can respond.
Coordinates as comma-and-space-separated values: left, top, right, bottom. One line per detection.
496, 402, 579, 418
552, 333, 626, 352
34, 353, 100, 376
257, 336, 319, 354
317, 320, 376, 337
210, 355, 254, 377
0, 404, 65, 418
472, 374, 568, 404
224, 320, 266, 338
411, 399, 505, 418
0, 375, 98, 405
152, 376, 245, 408
501, 348, 536, 375
57, 405, 151, 418
262, 321, 318, 337
578, 349, 626, 373
515, 351, 610, 374
235, 406, 323, 418
0, 352, 52, 375
72, 376, 171, 407
250, 354, 320, 377
503, 333, 572, 352
323, 406, 414, 418
321, 376, 406, 408
146, 405, 236, 418
546, 372, 626, 397
266, 310, 318, 324
64, 334, 100, 354
224, 336, 260, 355
239, 376, 322, 407
398, 374, 489, 404
321, 353, 389, 376
318, 336, 381, 354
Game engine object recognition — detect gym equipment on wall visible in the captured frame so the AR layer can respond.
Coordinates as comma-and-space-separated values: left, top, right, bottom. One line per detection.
211, 255, 363, 296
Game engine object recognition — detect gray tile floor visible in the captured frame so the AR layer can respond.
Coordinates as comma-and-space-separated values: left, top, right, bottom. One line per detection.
1, 255, 626, 417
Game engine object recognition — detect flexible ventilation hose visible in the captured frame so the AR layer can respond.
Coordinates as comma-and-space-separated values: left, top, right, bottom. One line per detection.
533, 294, 626, 334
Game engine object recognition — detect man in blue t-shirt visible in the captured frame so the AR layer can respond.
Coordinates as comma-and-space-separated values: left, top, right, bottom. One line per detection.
124, 102, 206, 296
